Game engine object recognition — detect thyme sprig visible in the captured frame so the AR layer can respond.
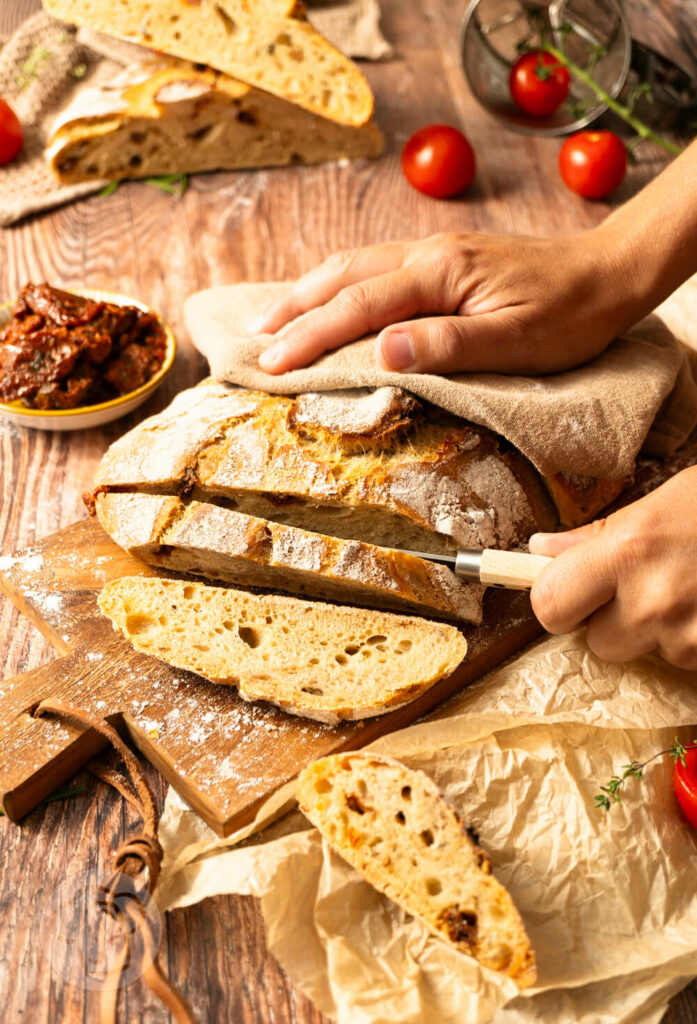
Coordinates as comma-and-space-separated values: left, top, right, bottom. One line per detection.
595, 737, 696, 811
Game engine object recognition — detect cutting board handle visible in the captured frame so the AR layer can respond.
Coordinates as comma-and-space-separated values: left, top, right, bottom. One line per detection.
480, 550, 552, 590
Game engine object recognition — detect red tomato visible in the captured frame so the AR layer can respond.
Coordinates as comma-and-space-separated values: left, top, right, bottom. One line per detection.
674, 746, 697, 830
0, 98, 23, 166
558, 131, 627, 199
401, 124, 476, 199
509, 50, 571, 117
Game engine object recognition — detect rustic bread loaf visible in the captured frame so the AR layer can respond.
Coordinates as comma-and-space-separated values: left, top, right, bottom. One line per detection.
47, 60, 383, 184
96, 491, 485, 623
42, 0, 374, 127
92, 379, 560, 556
296, 752, 536, 987
98, 577, 468, 723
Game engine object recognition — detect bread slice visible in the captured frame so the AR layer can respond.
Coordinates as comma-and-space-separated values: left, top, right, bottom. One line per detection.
98, 577, 468, 723
42, 0, 374, 127
92, 380, 559, 555
95, 492, 485, 624
296, 752, 536, 987
46, 60, 383, 184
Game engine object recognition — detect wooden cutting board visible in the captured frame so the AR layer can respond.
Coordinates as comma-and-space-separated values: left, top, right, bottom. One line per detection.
0, 437, 694, 837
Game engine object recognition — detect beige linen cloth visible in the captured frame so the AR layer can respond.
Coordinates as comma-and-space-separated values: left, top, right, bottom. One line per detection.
158, 279, 697, 1024
0, 2, 390, 226
185, 281, 697, 478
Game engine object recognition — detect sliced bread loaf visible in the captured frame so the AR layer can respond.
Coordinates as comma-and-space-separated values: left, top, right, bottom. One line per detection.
98, 577, 468, 723
95, 492, 484, 624
42, 0, 374, 127
296, 752, 536, 987
91, 379, 559, 555
47, 60, 383, 184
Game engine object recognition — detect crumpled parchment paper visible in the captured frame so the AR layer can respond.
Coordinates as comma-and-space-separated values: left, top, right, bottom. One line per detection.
154, 277, 697, 1024
155, 631, 697, 1024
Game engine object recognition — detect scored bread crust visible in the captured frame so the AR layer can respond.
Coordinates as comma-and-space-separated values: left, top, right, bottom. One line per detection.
96, 491, 485, 624
42, 0, 375, 127
92, 380, 559, 555
46, 59, 383, 184
98, 577, 468, 723
296, 752, 536, 988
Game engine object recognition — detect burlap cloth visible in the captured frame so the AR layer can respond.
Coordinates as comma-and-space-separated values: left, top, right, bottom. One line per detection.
0, 2, 391, 227
184, 281, 697, 478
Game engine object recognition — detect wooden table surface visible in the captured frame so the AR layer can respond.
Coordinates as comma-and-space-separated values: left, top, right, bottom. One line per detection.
1, 0, 696, 1021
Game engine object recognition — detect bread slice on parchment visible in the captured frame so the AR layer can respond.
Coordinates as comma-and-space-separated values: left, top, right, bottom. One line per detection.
42, 0, 375, 127
95, 491, 484, 624
98, 577, 468, 724
47, 60, 383, 184
296, 752, 537, 987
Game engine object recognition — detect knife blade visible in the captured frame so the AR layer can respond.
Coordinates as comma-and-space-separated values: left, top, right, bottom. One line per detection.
401, 547, 553, 591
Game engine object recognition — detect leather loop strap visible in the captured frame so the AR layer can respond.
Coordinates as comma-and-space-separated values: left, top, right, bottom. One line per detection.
35, 699, 196, 1024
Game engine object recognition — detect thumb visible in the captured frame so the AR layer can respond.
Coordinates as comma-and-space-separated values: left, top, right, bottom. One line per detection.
529, 518, 608, 556
376, 313, 524, 375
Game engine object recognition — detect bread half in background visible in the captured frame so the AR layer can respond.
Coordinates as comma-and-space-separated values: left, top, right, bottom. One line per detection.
46, 59, 383, 184
297, 752, 537, 987
42, 0, 375, 126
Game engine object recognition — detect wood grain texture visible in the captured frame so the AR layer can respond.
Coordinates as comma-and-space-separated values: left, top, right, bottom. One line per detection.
0, 0, 696, 1021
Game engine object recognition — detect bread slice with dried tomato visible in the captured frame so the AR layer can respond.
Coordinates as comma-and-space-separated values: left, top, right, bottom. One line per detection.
296, 752, 536, 987
98, 577, 468, 723
42, 0, 374, 127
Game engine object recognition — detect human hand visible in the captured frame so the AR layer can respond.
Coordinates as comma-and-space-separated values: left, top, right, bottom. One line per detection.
255, 227, 637, 375
529, 466, 697, 669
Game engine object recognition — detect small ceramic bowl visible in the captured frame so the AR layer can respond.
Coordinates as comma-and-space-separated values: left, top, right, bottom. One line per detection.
0, 288, 176, 431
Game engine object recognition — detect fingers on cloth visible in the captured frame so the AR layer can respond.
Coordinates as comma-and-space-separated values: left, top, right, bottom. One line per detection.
258, 267, 428, 374
376, 313, 527, 374
253, 243, 408, 335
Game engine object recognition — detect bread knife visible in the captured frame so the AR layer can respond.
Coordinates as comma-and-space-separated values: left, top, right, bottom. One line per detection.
403, 548, 552, 590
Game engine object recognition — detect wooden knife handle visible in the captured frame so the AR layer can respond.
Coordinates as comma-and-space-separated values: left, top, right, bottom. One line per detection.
479, 549, 552, 590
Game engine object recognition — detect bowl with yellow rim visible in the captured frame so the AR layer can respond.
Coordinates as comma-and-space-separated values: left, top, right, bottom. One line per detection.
0, 288, 176, 431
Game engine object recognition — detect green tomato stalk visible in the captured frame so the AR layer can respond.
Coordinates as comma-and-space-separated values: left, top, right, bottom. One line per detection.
541, 40, 683, 156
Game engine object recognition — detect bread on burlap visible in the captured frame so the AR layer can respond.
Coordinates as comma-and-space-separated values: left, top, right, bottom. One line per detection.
296, 752, 536, 987
42, 0, 374, 126
98, 577, 468, 723
96, 491, 485, 624
46, 59, 383, 184
91, 379, 566, 557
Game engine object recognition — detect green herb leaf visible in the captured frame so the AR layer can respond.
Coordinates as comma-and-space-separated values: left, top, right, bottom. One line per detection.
100, 181, 121, 197
16, 44, 52, 90
71, 62, 88, 80
143, 173, 188, 197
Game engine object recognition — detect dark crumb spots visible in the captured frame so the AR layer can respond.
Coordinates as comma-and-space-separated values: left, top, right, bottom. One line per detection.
395, 810, 406, 824
401, 786, 411, 800
437, 906, 478, 949
346, 792, 369, 815
465, 824, 480, 846
237, 109, 258, 126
